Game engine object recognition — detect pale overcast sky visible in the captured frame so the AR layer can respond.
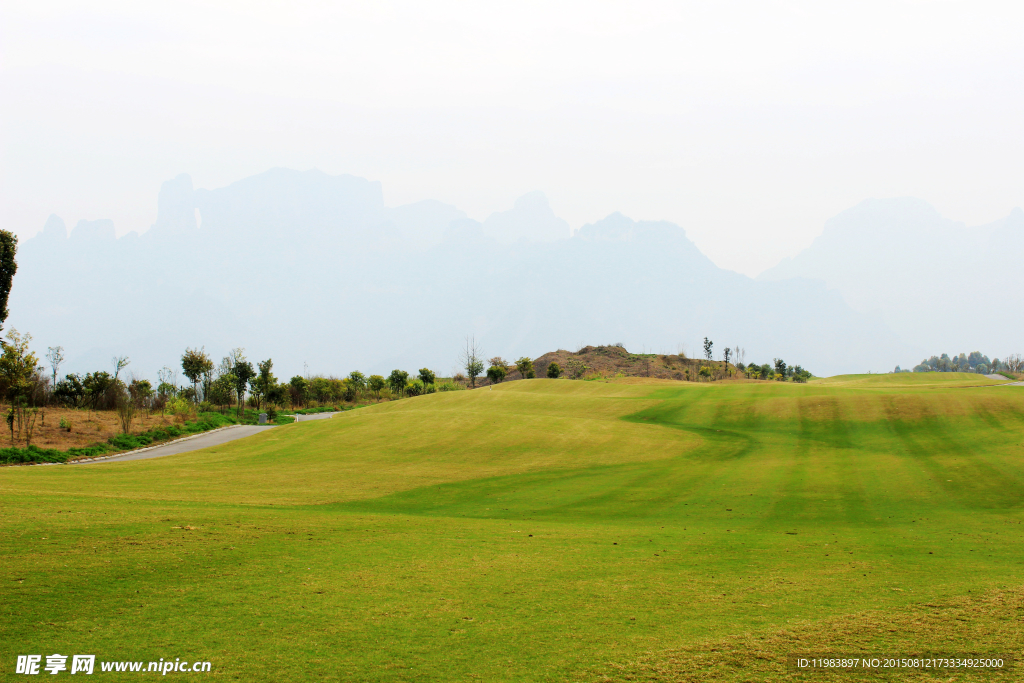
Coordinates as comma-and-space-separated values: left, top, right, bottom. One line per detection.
2, 0, 1022, 275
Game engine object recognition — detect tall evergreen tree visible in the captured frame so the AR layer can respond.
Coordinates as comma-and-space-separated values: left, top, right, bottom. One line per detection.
0, 231, 17, 340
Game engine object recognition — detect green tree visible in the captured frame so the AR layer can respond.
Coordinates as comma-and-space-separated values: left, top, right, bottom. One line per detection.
348, 371, 366, 389
418, 368, 436, 387
703, 337, 713, 362
289, 375, 308, 407
53, 374, 85, 406
130, 378, 153, 407
81, 371, 113, 410
368, 375, 386, 402
181, 347, 214, 405
310, 377, 332, 404
251, 359, 276, 410
515, 357, 535, 379
547, 362, 562, 378
773, 358, 787, 380
486, 364, 507, 384
156, 381, 177, 400
267, 382, 287, 407
0, 329, 38, 401
156, 367, 176, 399
208, 374, 235, 410
388, 370, 409, 397
233, 358, 256, 415
341, 379, 358, 402
0, 230, 17, 338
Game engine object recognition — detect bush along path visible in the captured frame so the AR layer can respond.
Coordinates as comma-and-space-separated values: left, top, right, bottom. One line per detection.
0, 412, 242, 465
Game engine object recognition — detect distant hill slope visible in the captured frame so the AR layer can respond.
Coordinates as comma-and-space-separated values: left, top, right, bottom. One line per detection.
759, 197, 1024, 356
10, 169, 908, 379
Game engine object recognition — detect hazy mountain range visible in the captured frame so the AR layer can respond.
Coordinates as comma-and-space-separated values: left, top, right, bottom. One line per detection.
759, 197, 1024, 357
11, 169, 1021, 380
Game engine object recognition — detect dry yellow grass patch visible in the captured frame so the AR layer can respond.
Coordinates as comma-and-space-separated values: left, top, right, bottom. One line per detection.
2, 406, 180, 451
586, 585, 1023, 682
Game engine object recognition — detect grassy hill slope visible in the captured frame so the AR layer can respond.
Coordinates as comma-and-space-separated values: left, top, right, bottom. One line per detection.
2, 377, 1023, 681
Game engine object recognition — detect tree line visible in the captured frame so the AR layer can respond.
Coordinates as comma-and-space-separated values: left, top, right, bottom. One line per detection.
906, 352, 1021, 375
46, 347, 466, 417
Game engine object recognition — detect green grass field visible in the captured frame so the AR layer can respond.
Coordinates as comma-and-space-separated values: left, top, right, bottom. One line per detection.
2, 375, 1023, 681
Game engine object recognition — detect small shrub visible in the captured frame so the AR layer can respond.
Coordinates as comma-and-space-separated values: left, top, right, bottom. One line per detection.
547, 362, 562, 379
436, 381, 465, 392
565, 358, 589, 379
165, 397, 195, 421
59, 417, 72, 432
109, 433, 152, 450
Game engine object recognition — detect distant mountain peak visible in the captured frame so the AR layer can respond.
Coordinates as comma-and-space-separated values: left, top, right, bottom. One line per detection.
482, 191, 570, 243
69, 219, 116, 241
41, 214, 68, 240
150, 173, 197, 237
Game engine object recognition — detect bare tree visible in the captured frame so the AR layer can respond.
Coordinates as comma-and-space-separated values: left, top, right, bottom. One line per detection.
112, 355, 130, 383
460, 336, 484, 388
46, 346, 65, 401
1005, 353, 1023, 373
115, 384, 136, 434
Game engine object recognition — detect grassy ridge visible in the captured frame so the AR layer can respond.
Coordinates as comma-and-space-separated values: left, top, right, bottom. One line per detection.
1, 376, 1023, 681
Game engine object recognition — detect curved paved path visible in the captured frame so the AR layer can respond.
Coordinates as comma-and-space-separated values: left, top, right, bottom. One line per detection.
984, 374, 1024, 386
76, 425, 276, 464
75, 412, 342, 464
294, 411, 340, 421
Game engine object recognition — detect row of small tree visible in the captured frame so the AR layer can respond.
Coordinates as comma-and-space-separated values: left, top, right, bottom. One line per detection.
735, 359, 811, 382
183, 348, 460, 411
908, 351, 1019, 375
458, 337, 540, 386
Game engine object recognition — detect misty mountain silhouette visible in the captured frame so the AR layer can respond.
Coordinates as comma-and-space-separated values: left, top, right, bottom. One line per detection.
13, 169, 922, 378
760, 197, 1024, 356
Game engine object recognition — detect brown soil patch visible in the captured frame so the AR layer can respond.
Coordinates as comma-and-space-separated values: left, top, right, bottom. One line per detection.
3, 406, 180, 451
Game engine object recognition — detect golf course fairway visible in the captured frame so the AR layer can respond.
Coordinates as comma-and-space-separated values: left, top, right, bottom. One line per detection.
2, 375, 1022, 681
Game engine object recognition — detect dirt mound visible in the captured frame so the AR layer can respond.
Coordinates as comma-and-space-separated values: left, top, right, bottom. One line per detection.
532, 345, 734, 381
